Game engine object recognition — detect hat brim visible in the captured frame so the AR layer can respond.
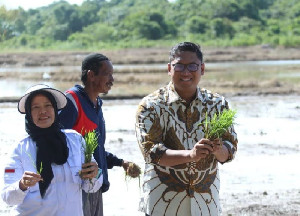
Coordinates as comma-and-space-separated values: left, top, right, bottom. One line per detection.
18, 88, 67, 114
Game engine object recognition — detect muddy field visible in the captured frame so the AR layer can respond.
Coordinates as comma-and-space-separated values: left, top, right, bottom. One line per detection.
0, 46, 300, 101
1, 45, 300, 66
1, 95, 300, 216
0, 46, 300, 215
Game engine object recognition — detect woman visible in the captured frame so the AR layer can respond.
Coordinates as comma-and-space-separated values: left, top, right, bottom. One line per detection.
1, 84, 103, 215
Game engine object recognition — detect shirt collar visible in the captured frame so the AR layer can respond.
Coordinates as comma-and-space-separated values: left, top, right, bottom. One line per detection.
75, 84, 103, 107
166, 82, 206, 104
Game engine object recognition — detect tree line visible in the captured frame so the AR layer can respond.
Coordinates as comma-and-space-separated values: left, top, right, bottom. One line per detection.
0, 0, 300, 50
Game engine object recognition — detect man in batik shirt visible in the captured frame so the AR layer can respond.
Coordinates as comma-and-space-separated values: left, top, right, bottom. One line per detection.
135, 42, 238, 216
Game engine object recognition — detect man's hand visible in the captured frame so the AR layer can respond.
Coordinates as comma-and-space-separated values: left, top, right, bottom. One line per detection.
210, 138, 229, 163
210, 138, 223, 154
190, 138, 213, 162
122, 160, 130, 172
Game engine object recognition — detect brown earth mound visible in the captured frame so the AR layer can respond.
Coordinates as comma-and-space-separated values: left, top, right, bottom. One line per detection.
1, 45, 300, 67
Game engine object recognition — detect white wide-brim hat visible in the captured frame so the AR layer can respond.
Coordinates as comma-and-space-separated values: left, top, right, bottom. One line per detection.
18, 84, 67, 114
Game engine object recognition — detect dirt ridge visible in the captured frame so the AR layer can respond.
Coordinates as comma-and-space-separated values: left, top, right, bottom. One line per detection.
1, 46, 300, 67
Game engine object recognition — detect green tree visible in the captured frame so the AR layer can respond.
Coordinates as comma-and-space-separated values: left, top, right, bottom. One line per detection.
33, 1, 82, 40
78, 0, 104, 26
210, 18, 234, 38
68, 22, 115, 43
119, 11, 172, 40
25, 12, 43, 34
266, 19, 280, 34
233, 17, 262, 34
0, 6, 28, 41
1, 0, 300, 49
186, 16, 207, 34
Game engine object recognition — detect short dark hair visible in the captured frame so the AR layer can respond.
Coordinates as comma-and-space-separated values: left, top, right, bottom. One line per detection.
169, 42, 203, 63
81, 53, 109, 84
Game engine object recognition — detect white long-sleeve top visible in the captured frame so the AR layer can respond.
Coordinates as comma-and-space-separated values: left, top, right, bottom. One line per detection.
1, 129, 103, 216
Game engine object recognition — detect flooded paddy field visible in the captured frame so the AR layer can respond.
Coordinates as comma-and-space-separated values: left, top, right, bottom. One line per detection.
0, 94, 299, 215
0, 59, 300, 99
0, 47, 299, 215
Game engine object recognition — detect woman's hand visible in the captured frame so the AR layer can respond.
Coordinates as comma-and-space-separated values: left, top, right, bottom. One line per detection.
19, 171, 43, 191
81, 162, 98, 180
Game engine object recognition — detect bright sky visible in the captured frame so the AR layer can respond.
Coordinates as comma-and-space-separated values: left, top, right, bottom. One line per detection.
0, 0, 85, 10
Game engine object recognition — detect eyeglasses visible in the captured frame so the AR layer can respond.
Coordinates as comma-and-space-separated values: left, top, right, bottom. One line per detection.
172, 63, 200, 72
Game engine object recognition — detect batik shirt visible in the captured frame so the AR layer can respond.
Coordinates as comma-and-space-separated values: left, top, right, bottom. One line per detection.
135, 82, 238, 216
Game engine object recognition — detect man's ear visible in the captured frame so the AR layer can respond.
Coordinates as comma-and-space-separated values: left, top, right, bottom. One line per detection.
200, 63, 205, 75
87, 70, 94, 80
167, 63, 172, 75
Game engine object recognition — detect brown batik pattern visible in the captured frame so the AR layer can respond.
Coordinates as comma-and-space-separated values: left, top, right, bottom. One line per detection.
135, 83, 238, 215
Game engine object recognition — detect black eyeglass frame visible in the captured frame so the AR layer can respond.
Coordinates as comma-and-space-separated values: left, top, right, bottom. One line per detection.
171, 63, 200, 72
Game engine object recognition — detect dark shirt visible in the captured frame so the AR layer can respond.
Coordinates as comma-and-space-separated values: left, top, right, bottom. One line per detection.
59, 85, 123, 192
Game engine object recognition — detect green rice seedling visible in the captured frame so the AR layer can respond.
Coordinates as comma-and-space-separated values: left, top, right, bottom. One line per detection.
25, 151, 43, 177
79, 130, 99, 181
79, 130, 100, 196
83, 130, 99, 164
38, 162, 43, 175
201, 109, 237, 141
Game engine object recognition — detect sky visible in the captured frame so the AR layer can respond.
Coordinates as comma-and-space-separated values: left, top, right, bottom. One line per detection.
0, 0, 85, 10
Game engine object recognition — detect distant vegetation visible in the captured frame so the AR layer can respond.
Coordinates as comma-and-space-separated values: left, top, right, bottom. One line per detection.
1, 0, 300, 50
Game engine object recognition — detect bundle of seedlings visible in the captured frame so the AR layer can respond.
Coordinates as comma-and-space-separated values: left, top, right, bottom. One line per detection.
125, 162, 142, 187
80, 130, 99, 179
201, 109, 237, 144
126, 162, 142, 178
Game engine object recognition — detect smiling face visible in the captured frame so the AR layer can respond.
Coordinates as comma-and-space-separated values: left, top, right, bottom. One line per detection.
92, 60, 114, 94
30, 94, 55, 128
168, 51, 205, 100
